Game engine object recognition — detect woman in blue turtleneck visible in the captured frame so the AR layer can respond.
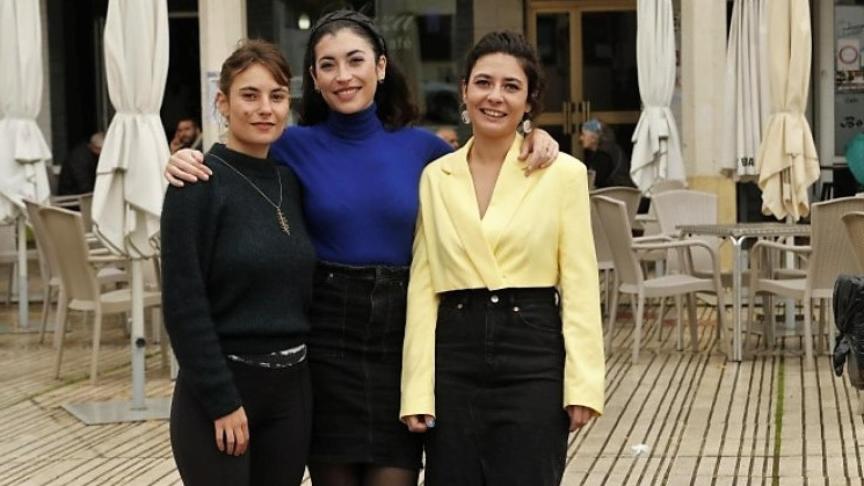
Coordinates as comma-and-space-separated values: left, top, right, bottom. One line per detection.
165, 10, 558, 486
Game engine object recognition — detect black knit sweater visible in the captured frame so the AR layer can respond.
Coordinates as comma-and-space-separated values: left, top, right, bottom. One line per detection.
161, 143, 316, 420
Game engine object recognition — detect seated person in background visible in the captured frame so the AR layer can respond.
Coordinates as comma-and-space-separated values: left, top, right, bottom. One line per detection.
57, 132, 103, 195
435, 126, 460, 150
578, 118, 635, 189
170, 117, 203, 153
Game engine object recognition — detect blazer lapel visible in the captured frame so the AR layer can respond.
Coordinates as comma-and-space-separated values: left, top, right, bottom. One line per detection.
439, 140, 505, 289
481, 135, 538, 250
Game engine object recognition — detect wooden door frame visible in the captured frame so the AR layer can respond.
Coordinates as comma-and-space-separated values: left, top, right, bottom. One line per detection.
526, 0, 639, 142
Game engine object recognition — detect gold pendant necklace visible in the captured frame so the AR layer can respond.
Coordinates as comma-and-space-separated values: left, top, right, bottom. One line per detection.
208, 152, 291, 235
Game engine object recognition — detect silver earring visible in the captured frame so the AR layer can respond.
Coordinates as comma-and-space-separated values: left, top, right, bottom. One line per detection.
460, 109, 471, 125
521, 118, 533, 134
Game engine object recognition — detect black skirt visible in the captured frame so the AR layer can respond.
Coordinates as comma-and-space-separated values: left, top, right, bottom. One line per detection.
306, 261, 422, 470
424, 287, 569, 486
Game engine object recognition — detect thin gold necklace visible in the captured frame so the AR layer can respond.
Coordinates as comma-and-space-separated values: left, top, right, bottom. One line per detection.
207, 152, 291, 235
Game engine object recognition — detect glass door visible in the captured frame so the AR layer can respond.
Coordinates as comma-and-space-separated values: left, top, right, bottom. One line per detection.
527, 0, 640, 159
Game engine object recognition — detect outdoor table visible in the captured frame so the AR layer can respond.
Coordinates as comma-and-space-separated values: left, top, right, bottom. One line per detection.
676, 223, 811, 362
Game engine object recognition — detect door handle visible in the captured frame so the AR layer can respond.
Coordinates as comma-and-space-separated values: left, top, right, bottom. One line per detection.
562, 101, 572, 135
584, 100, 591, 123
572, 101, 584, 133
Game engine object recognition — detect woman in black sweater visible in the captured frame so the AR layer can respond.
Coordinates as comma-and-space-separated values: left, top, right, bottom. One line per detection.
160, 40, 316, 485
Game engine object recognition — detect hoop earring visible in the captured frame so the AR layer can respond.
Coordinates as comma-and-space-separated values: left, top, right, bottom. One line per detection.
521, 118, 533, 134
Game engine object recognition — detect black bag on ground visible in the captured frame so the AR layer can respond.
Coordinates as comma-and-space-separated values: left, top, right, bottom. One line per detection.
833, 275, 864, 388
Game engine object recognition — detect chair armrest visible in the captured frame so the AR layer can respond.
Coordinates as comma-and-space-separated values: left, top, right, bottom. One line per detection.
88, 254, 128, 264
749, 240, 811, 283
751, 239, 811, 255
633, 234, 674, 244
633, 239, 722, 279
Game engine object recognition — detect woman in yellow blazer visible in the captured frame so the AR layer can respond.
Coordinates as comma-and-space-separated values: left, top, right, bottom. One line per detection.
400, 32, 605, 486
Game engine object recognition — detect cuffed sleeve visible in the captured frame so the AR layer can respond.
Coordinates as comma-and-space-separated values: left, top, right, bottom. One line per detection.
160, 181, 242, 420
400, 174, 439, 419
558, 164, 606, 415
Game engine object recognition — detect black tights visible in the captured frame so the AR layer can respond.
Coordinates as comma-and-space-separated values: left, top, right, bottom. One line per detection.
309, 463, 418, 486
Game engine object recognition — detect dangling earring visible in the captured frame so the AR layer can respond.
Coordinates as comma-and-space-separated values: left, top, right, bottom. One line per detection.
521, 118, 533, 134
460, 104, 471, 125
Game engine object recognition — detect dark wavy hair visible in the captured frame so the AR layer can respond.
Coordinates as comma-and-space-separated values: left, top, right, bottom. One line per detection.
298, 10, 418, 128
462, 31, 545, 122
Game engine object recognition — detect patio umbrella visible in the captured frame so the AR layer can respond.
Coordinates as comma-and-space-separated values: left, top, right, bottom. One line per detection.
0, 0, 53, 329
629, 0, 685, 194
720, 0, 770, 179
754, 0, 819, 221
89, 0, 169, 413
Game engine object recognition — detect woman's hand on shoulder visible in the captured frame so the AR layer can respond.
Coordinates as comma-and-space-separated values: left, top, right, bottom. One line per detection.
214, 406, 250, 456
403, 414, 436, 433
165, 149, 211, 187
520, 128, 560, 175
565, 405, 596, 432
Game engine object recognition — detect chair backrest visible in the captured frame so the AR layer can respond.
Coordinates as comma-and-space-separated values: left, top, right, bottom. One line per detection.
590, 186, 641, 227
652, 190, 721, 274
843, 211, 864, 271
590, 200, 613, 266
24, 199, 58, 282
592, 195, 643, 287
0, 223, 15, 258
809, 197, 864, 292
78, 193, 94, 233
651, 179, 687, 194
587, 169, 597, 190
38, 206, 100, 302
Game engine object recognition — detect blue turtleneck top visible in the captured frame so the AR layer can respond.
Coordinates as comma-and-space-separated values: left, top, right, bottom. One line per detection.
271, 104, 452, 266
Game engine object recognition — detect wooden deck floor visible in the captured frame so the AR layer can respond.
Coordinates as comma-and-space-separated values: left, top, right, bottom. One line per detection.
0, 300, 862, 485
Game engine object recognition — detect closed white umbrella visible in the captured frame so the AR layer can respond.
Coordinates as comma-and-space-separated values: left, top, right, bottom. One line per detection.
721, 0, 770, 179
755, 0, 820, 221
68, 0, 169, 421
0, 0, 53, 329
630, 0, 685, 194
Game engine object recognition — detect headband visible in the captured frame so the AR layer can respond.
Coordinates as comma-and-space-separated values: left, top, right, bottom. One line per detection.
310, 10, 388, 55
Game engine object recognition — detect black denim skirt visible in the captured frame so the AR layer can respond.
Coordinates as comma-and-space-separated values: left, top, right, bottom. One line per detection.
425, 287, 569, 486
306, 261, 422, 469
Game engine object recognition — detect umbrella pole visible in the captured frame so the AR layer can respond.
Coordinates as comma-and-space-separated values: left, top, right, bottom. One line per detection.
17, 215, 28, 329
131, 258, 146, 410
784, 216, 796, 330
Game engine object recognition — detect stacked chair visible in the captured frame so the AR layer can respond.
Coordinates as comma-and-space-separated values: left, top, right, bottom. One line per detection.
28, 202, 163, 384
747, 197, 864, 367
593, 195, 726, 362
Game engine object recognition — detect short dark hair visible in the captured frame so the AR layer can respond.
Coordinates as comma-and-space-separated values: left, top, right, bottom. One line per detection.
462, 31, 545, 121
219, 39, 292, 97
299, 9, 418, 129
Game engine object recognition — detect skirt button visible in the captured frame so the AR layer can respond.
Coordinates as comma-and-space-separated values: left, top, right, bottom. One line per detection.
490, 295, 499, 303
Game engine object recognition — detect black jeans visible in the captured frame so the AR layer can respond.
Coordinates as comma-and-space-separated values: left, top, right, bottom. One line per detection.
307, 261, 422, 469
170, 359, 312, 486
425, 287, 569, 486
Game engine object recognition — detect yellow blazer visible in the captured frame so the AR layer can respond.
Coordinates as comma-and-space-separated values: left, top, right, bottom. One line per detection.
400, 135, 605, 419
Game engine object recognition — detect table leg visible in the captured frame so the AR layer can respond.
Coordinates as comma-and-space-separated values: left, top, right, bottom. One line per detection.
730, 236, 747, 362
